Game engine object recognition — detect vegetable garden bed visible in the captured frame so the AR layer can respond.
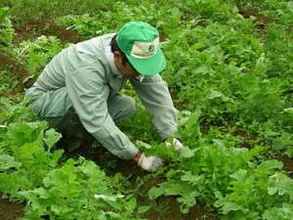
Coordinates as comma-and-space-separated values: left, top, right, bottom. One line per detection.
0, 0, 292, 219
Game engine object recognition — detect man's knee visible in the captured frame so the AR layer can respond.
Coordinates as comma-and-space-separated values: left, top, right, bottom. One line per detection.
108, 95, 136, 121
122, 96, 136, 116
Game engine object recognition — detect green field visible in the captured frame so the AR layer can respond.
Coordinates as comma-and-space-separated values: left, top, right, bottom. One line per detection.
0, 0, 292, 219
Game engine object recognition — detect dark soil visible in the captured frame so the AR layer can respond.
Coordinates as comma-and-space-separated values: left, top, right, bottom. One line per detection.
0, 53, 28, 78
238, 8, 271, 35
146, 197, 217, 220
149, 196, 217, 220
0, 196, 24, 220
275, 155, 293, 177
0, 53, 29, 95
14, 20, 82, 43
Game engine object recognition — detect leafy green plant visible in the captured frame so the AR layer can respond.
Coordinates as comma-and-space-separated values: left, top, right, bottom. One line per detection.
1, 0, 112, 25
0, 100, 143, 219
0, 7, 14, 52
264, 23, 293, 78
0, 121, 63, 196
20, 159, 142, 220
148, 143, 264, 214
147, 113, 265, 214
0, 97, 36, 124
215, 161, 293, 219
0, 70, 19, 94
146, 111, 292, 218
14, 35, 65, 79
56, 1, 182, 39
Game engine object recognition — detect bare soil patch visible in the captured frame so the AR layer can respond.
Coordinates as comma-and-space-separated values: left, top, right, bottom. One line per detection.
14, 20, 82, 43
0, 196, 24, 220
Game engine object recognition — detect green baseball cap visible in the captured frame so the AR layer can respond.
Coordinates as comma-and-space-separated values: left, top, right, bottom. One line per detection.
116, 21, 166, 76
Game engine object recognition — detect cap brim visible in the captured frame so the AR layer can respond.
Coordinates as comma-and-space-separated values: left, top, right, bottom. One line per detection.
126, 49, 166, 76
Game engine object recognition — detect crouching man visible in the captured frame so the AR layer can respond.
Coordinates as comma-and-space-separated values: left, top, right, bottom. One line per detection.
25, 21, 183, 171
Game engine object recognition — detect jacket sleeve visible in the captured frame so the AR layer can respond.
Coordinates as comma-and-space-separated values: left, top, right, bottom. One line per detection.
65, 62, 138, 159
130, 74, 177, 140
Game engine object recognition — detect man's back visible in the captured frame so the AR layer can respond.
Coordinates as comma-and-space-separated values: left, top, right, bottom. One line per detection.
32, 33, 115, 92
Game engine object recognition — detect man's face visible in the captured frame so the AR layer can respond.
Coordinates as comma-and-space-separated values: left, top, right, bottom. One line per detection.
113, 51, 143, 81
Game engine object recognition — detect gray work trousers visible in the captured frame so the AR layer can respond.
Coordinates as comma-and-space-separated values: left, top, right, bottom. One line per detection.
25, 87, 136, 150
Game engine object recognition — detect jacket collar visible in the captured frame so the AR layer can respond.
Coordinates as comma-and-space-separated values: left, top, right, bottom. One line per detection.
105, 37, 123, 79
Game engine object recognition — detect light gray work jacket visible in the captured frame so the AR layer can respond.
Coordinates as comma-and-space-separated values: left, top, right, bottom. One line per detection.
25, 33, 177, 159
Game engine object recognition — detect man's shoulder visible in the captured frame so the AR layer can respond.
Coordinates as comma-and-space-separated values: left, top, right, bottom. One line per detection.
64, 33, 117, 81
97, 33, 116, 41
83, 33, 116, 47
68, 33, 112, 63
72, 33, 115, 57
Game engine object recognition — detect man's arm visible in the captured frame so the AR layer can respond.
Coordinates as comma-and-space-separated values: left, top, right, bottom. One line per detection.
65, 62, 138, 160
130, 74, 177, 140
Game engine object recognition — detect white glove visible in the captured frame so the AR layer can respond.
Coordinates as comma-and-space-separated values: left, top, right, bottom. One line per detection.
137, 153, 163, 172
165, 138, 184, 151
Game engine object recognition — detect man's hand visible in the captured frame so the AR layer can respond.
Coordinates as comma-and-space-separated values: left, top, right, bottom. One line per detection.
134, 153, 163, 172
165, 137, 184, 151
